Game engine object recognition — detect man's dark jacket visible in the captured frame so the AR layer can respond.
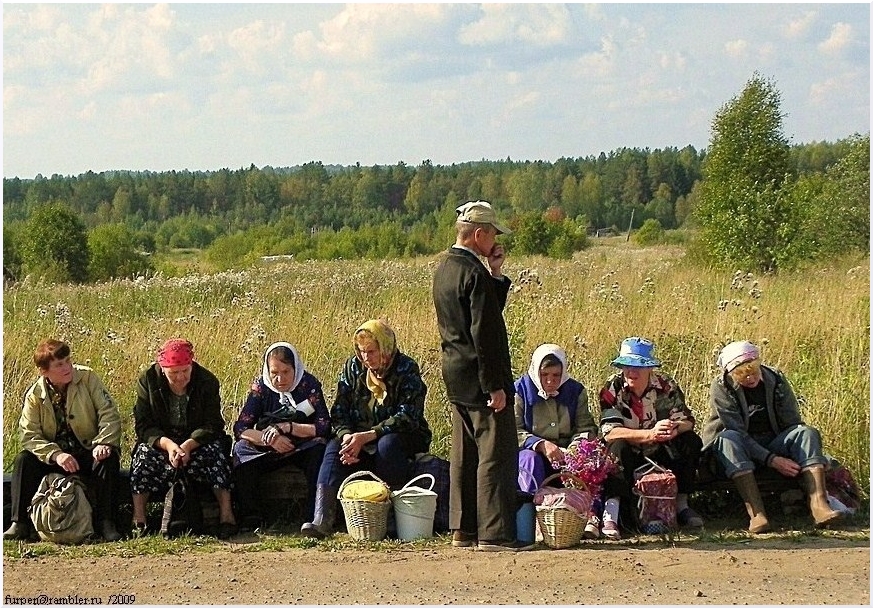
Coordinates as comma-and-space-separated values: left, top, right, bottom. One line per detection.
432, 247, 514, 408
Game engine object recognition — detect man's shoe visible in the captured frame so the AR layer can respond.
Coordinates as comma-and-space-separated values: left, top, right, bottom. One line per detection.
451, 530, 477, 547
677, 507, 704, 529
601, 519, 621, 540
216, 522, 238, 540
99, 519, 122, 542
475, 539, 535, 552
241, 515, 262, 533
3, 521, 37, 542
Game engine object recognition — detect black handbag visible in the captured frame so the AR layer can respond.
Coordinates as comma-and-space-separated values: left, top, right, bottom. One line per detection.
160, 469, 203, 538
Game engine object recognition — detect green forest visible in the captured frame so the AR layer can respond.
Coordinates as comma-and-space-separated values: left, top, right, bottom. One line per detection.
2, 75, 869, 281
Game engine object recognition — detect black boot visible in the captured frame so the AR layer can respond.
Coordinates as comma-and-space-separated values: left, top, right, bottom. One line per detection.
300, 485, 337, 539
99, 519, 122, 542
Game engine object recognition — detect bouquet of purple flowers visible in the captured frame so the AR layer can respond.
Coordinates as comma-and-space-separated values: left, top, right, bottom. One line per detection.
558, 438, 618, 493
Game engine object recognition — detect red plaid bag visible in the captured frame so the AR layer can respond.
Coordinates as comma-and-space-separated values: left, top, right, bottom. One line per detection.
633, 458, 677, 530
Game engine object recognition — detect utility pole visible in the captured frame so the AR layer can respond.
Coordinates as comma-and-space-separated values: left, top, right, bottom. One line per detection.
625, 208, 635, 242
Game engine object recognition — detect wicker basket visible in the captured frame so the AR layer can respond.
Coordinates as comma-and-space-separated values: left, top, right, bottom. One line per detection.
534, 473, 589, 549
339, 471, 391, 541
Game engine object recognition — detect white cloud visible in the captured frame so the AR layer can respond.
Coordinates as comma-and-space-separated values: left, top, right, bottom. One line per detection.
819, 22, 853, 55
458, 4, 571, 46
312, 4, 449, 60
724, 39, 749, 58
784, 10, 817, 39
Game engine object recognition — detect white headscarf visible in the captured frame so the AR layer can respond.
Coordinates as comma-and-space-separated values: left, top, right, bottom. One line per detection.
261, 342, 306, 406
528, 343, 570, 400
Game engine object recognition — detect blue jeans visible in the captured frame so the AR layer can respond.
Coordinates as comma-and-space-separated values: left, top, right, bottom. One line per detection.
713, 425, 828, 478
316, 433, 422, 490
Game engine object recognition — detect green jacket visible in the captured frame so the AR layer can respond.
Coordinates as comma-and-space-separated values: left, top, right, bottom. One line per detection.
20, 365, 122, 464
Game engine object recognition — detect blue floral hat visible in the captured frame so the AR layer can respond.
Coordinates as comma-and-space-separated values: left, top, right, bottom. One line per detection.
610, 337, 661, 368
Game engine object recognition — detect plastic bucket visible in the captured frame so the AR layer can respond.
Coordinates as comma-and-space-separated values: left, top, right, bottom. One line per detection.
391, 474, 437, 541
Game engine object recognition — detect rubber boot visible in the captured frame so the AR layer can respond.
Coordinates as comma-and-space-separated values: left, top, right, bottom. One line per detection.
300, 484, 338, 539
731, 471, 771, 534
800, 465, 840, 527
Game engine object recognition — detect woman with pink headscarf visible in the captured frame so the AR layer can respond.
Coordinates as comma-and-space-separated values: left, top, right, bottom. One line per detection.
701, 340, 840, 533
130, 338, 237, 539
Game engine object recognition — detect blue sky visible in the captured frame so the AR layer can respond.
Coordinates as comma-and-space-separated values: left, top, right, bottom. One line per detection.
3, 3, 869, 179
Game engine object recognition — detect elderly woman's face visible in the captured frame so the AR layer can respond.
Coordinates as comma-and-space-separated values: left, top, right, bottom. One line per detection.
268, 356, 296, 393
356, 337, 384, 372
162, 364, 193, 393
621, 365, 652, 396
730, 360, 762, 388
40, 356, 74, 388
538, 364, 563, 396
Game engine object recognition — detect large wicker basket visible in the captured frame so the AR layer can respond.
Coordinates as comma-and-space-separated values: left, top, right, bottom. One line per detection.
339, 471, 391, 541
534, 473, 590, 549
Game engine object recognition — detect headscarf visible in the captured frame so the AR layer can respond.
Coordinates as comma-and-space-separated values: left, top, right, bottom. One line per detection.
354, 319, 397, 405
717, 340, 760, 373
516, 343, 582, 432
261, 342, 306, 406
157, 338, 194, 368
528, 343, 570, 400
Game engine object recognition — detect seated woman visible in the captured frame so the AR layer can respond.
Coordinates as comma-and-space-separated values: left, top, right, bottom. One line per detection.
301, 319, 432, 538
130, 338, 238, 539
598, 337, 704, 540
701, 340, 840, 533
232, 342, 330, 531
3, 339, 122, 542
514, 344, 599, 530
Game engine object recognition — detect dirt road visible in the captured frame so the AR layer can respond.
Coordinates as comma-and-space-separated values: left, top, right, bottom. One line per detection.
2, 536, 868, 605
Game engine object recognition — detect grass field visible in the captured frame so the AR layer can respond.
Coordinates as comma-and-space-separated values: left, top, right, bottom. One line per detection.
3, 241, 869, 494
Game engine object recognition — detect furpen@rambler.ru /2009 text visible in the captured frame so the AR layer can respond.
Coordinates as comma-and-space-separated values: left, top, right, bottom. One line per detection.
3, 594, 136, 605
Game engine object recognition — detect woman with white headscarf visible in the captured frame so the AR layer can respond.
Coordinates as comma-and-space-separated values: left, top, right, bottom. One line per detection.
232, 342, 330, 532
701, 340, 840, 533
514, 344, 597, 493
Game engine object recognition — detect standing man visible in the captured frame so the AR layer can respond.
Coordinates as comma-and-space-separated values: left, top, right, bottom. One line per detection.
432, 201, 531, 552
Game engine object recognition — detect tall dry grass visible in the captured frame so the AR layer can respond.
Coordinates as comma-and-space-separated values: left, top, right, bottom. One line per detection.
3, 243, 869, 493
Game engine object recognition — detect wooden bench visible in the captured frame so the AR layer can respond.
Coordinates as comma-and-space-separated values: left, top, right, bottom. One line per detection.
3, 466, 310, 532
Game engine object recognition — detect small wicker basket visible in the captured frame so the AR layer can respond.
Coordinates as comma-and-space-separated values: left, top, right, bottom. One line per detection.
339, 471, 391, 541
535, 472, 590, 549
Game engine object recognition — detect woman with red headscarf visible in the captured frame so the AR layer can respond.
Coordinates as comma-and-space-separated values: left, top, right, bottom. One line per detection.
130, 338, 237, 539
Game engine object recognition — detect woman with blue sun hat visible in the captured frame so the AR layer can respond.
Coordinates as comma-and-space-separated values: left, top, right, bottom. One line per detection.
597, 337, 704, 539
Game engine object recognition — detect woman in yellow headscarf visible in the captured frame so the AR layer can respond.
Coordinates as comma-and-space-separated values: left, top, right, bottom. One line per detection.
301, 319, 432, 538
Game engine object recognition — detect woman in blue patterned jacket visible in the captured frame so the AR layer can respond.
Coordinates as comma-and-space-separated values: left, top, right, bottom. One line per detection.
231, 342, 330, 532
301, 319, 432, 538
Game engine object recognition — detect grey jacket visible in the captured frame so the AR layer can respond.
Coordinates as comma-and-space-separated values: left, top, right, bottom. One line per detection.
700, 364, 803, 464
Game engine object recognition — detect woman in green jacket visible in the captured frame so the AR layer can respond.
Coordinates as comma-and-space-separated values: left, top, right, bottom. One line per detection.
3, 339, 122, 542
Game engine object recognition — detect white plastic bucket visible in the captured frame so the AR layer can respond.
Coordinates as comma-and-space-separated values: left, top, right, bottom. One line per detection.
391, 474, 437, 541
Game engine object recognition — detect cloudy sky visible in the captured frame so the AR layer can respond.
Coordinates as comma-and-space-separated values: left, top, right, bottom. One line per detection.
3, 3, 869, 179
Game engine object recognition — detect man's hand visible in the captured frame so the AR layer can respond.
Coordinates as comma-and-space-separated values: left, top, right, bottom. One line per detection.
487, 389, 507, 413
487, 244, 506, 277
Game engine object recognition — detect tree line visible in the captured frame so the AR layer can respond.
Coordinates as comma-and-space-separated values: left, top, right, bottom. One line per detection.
2, 74, 867, 282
